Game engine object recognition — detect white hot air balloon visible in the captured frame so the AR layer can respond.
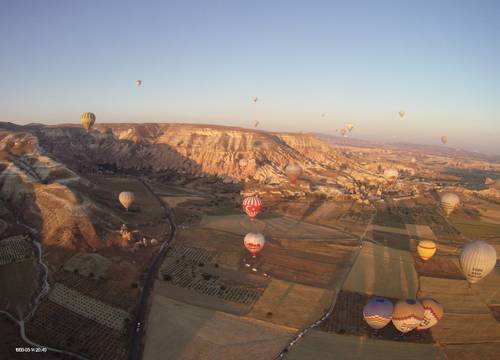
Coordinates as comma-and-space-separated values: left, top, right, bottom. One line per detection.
416, 298, 444, 330
136, 80, 142, 87
238, 158, 248, 167
459, 241, 497, 284
346, 123, 354, 132
252, 96, 258, 103
285, 163, 302, 184
440, 192, 460, 216
119, 191, 135, 211
244, 232, 266, 258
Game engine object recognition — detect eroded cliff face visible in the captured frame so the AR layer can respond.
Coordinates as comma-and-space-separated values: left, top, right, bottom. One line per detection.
35, 123, 346, 184
0, 131, 115, 250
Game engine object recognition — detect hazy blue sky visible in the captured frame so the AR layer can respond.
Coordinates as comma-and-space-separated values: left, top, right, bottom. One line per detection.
1, 0, 499, 154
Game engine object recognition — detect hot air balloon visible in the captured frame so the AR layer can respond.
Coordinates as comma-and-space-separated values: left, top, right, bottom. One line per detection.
416, 298, 443, 330
346, 123, 354, 132
441, 136, 448, 144
238, 158, 248, 167
459, 241, 497, 284
440, 192, 460, 216
340, 128, 348, 137
417, 240, 437, 261
252, 97, 258, 103
242, 195, 263, 220
136, 80, 142, 87
119, 191, 135, 211
383, 168, 399, 182
392, 299, 425, 333
410, 157, 417, 164
244, 232, 266, 258
285, 163, 302, 184
80, 112, 96, 132
363, 298, 394, 330
399, 111, 406, 118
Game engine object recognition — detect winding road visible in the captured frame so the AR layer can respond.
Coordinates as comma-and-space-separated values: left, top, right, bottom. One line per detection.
128, 178, 177, 360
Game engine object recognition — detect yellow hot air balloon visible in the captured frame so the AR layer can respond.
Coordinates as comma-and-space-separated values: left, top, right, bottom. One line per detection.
119, 191, 135, 211
417, 240, 437, 261
441, 135, 448, 144
80, 112, 96, 132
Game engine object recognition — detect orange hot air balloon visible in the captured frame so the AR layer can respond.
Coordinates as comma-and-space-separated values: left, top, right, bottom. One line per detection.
417, 240, 437, 261
244, 233, 266, 258
399, 111, 406, 118
242, 195, 263, 220
285, 163, 302, 184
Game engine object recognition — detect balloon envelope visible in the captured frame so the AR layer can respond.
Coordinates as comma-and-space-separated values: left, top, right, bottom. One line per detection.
383, 168, 399, 181
285, 163, 302, 184
417, 298, 443, 330
244, 232, 266, 257
392, 299, 424, 333
459, 241, 497, 284
441, 136, 448, 144
136, 80, 142, 87
363, 298, 394, 329
80, 112, 96, 131
242, 196, 263, 220
119, 191, 135, 210
399, 111, 406, 118
417, 240, 437, 261
440, 192, 460, 216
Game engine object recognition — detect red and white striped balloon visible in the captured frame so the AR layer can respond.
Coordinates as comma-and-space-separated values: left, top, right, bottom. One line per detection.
242, 196, 263, 220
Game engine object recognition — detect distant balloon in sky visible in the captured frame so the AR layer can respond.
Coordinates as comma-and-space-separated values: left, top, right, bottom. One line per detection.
346, 123, 354, 132
417, 240, 437, 261
252, 96, 258, 103
242, 195, 263, 220
135, 80, 142, 87
416, 298, 443, 330
459, 240, 497, 284
383, 168, 399, 182
399, 111, 406, 118
392, 299, 424, 333
244, 232, 266, 258
80, 112, 96, 132
441, 135, 448, 144
340, 128, 348, 137
440, 192, 460, 216
363, 298, 394, 329
285, 163, 302, 184
119, 191, 135, 211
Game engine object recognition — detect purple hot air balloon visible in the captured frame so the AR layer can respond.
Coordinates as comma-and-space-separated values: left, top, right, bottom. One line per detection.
363, 297, 394, 329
